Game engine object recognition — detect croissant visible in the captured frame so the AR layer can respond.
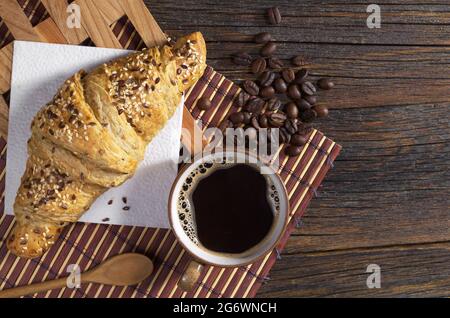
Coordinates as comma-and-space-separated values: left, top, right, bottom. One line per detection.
7, 32, 207, 258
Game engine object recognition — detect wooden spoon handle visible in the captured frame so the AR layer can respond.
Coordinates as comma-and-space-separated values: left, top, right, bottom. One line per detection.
0, 277, 71, 298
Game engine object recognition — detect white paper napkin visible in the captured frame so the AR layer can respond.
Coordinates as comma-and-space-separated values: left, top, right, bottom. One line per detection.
5, 41, 183, 228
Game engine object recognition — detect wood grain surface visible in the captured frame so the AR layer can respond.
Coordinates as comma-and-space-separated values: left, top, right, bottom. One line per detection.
143, 0, 450, 297
41, 0, 88, 44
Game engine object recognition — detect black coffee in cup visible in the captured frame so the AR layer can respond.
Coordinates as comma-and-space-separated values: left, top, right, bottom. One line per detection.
177, 162, 280, 254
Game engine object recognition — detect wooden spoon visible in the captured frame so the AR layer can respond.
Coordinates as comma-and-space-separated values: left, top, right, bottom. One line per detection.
0, 253, 153, 298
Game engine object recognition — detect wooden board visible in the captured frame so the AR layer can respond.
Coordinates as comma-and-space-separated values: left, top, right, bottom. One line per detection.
144, 0, 449, 297
4, 0, 446, 298
0, 0, 342, 299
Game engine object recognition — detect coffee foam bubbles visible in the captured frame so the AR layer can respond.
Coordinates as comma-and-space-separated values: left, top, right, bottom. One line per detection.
177, 159, 281, 247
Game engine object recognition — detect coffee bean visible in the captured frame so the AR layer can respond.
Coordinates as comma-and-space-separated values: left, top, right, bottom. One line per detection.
267, 7, 282, 25
296, 99, 312, 111
260, 42, 277, 57
292, 55, 306, 66
232, 52, 252, 66
286, 102, 299, 118
288, 84, 302, 100
301, 81, 316, 96
280, 127, 292, 144
279, 127, 291, 144
242, 111, 252, 124
197, 97, 211, 110
259, 71, 275, 87
266, 98, 282, 111
300, 108, 317, 122
251, 115, 261, 129
259, 114, 269, 128
314, 105, 329, 117
284, 118, 298, 134
243, 80, 259, 96
291, 133, 308, 146
274, 78, 287, 93
269, 112, 287, 127
245, 127, 258, 141
268, 57, 284, 69
236, 91, 250, 108
229, 112, 245, 125
285, 145, 302, 156
251, 57, 266, 74
295, 69, 308, 84
254, 32, 272, 44
303, 95, 317, 105
317, 78, 335, 90
260, 86, 275, 99
245, 97, 265, 113
282, 69, 295, 83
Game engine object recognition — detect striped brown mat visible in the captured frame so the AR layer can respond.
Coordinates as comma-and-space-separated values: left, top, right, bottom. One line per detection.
0, 65, 340, 297
0, 0, 341, 298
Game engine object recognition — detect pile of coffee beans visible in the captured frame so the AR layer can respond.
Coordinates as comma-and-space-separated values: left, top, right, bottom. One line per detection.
225, 7, 334, 157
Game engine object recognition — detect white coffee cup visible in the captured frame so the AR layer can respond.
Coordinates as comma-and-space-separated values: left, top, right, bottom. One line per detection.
168, 151, 289, 291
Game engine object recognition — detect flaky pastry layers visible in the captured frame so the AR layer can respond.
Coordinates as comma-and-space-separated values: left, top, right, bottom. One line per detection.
7, 32, 206, 258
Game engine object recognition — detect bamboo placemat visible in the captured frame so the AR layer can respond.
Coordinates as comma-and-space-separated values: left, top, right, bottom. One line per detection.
0, 0, 341, 298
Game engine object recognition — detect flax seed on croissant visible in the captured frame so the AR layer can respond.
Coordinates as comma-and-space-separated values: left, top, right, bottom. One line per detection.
7, 32, 207, 258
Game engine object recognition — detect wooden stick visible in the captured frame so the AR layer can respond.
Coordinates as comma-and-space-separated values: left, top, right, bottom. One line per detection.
0, 95, 9, 139
119, 0, 166, 47
77, 0, 122, 48
41, 0, 89, 44
94, 0, 126, 25
182, 107, 208, 156
0, 0, 40, 42
34, 18, 67, 44
0, 43, 13, 94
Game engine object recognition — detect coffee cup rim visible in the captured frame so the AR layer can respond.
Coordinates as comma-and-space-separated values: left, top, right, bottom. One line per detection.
168, 150, 290, 267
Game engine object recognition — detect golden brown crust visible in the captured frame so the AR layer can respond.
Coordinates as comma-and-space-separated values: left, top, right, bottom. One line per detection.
7, 32, 207, 258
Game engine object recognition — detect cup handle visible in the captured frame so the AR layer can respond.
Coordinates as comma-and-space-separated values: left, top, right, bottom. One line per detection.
178, 260, 204, 292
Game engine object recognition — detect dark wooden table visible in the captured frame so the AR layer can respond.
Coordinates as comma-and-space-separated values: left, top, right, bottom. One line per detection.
145, 0, 450, 297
